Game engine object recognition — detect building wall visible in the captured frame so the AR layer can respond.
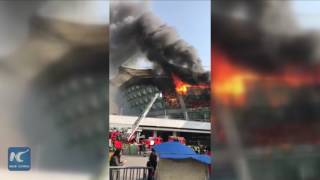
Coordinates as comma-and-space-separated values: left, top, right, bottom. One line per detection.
120, 83, 210, 121
156, 159, 208, 180
122, 84, 164, 115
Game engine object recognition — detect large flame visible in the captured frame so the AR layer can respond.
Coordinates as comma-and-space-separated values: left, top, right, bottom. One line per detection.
172, 74, 208, 95
212, 48, 320, 106
172, 74, 191, 95
213, 50, 256, 105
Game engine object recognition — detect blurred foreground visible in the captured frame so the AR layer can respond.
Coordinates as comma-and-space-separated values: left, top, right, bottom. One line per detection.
212, 1, 320, 180
0, 1, 108, 179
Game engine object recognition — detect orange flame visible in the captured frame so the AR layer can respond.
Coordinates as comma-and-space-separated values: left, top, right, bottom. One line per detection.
277, 67, 319, 87
213, 48, 320, 106
172, 74, 208, 95
172, 74, 191, 95
213, 50, 256, 105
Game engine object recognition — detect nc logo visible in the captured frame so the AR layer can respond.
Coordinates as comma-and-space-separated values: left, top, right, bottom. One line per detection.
8, 147, 31, 171
9, 149, 30, 163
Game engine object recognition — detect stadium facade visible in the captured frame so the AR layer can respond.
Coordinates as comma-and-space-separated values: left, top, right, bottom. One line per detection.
110, 66, 210, 145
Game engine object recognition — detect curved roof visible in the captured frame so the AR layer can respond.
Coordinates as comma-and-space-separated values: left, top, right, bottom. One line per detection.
110, 66, 155, 87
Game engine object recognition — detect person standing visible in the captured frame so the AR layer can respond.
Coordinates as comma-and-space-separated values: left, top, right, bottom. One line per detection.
110, 149, 124, 166
142, 140, 147, 157
113, 135, 122, 150
147, 148, 157, 180
138, 141, 143, 155
110, 149, 125, 180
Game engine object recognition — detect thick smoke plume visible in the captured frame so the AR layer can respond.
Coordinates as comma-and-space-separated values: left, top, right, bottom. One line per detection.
110, 1, 208, 84
212, 0, 320, 73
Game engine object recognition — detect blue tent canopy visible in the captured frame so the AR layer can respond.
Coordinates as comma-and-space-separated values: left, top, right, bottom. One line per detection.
153, 142, 212, 165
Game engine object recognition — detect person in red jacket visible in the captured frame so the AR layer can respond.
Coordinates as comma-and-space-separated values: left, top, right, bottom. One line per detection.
113, 136, 122, 150
155, 136, 162, 145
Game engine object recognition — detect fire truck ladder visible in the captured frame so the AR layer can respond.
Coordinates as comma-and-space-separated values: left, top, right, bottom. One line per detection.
127, 92, 162, 141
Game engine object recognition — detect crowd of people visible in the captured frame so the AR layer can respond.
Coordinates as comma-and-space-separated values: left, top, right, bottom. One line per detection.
190, 145, 211, 155
109, 129, 210, 179
109, 128, 164, 153
109, 129, 160, 179
110, 147, 158, 180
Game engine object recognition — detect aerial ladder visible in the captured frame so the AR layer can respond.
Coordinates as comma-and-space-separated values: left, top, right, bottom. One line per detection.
126, 92, 162, 142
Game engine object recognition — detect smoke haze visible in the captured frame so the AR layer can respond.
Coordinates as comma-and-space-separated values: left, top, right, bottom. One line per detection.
212, 0, 320, 73
110, 1, 208, 84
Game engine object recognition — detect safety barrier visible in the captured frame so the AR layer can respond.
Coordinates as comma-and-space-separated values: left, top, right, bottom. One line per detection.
109, 166, 154, 180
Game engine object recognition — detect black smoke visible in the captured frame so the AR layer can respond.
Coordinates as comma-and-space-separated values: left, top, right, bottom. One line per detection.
212, 0, 319, 73
110, 1, 209, 84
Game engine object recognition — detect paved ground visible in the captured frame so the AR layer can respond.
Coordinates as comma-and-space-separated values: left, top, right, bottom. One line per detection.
122, 155, 149, 167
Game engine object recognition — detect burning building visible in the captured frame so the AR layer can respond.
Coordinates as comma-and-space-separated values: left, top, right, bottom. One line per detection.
213, 50, 320, 180
110, 65, 210, 144
111, 66, 210, 120
109, 1, 211, 146
213, 1, 320, 180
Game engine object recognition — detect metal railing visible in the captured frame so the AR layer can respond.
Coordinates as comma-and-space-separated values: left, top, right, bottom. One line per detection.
109, 166, 154, 180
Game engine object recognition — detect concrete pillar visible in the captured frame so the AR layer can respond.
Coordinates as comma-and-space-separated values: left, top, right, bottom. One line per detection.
177, 95, 189, 120
220, 106, 252, 180
172, 131, 177, 136
153, 130, 157, 138
136, 131, 140, 143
